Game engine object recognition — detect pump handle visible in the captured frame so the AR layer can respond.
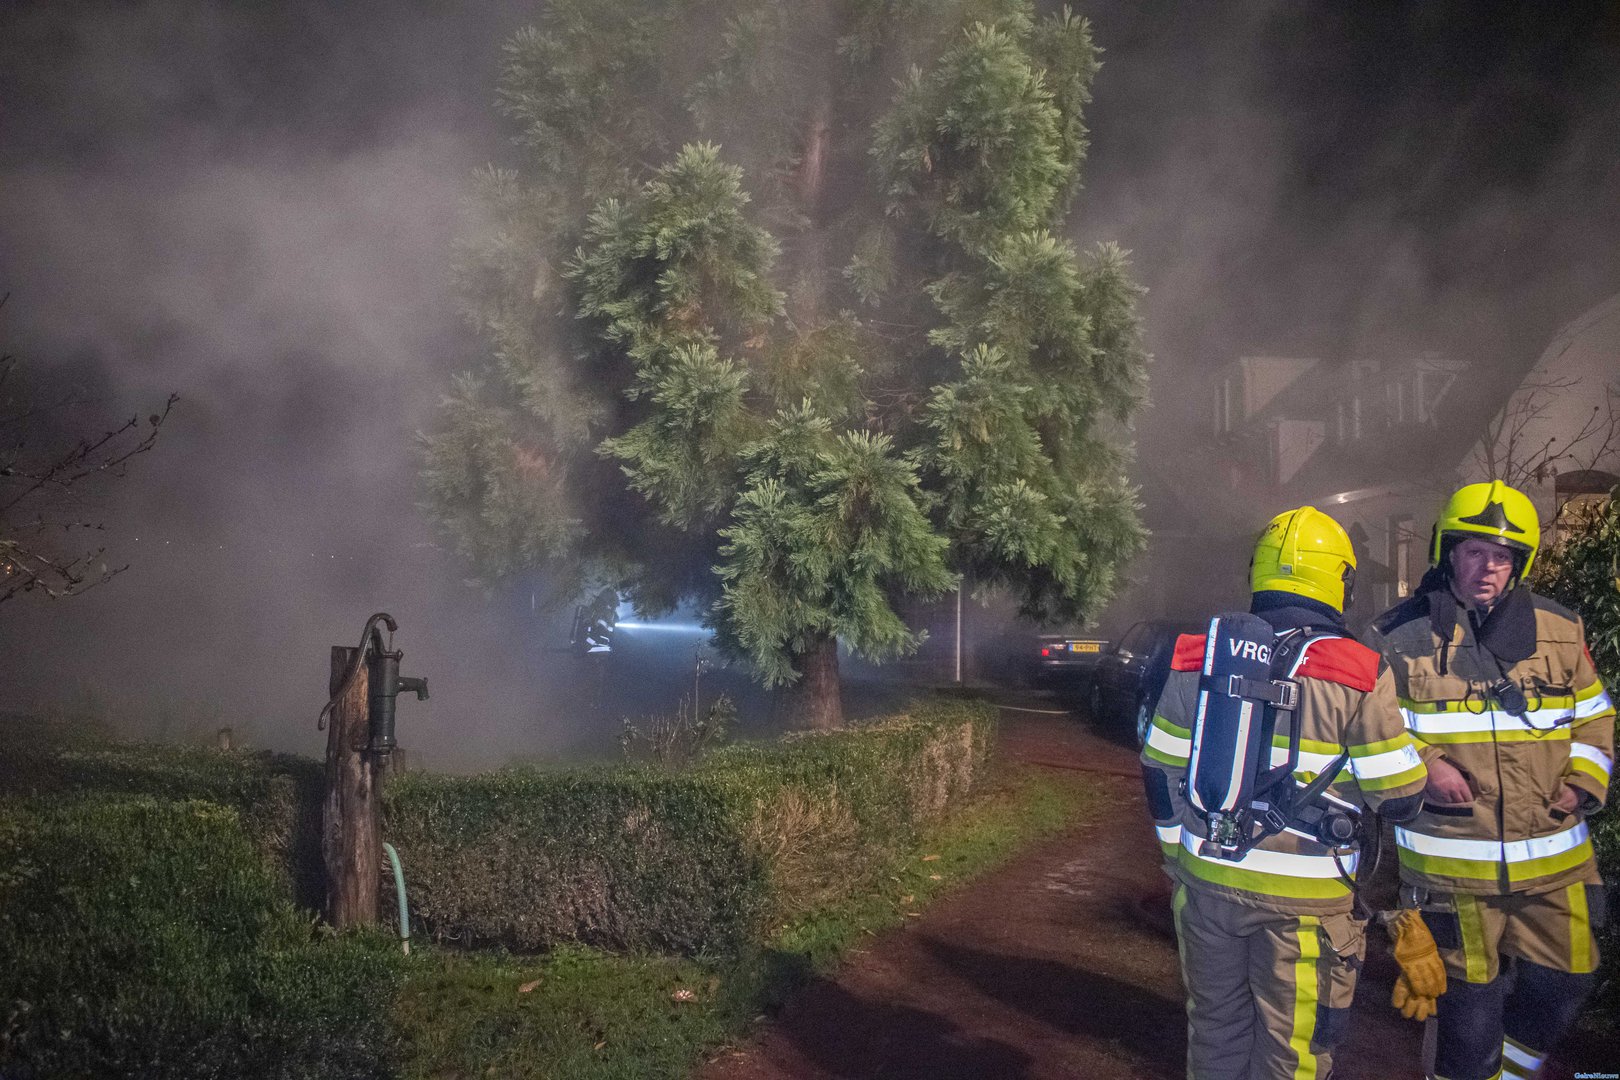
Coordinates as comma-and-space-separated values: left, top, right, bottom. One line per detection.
317, 612, 398, 731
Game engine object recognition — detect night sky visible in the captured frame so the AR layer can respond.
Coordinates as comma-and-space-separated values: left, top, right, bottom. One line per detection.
1, 0, 1616, 767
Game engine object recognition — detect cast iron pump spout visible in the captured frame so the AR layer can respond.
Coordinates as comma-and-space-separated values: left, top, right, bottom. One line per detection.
367, 643, 429, 755
318, 612, 429, 755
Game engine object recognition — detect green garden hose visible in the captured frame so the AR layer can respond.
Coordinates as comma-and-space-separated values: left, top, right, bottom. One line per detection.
382, 842, 411, 955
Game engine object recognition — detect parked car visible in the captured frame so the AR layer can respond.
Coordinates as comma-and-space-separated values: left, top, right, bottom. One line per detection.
1031, 632, 1111, 692
983, 628, 1110, 692
1088, 619, 1204, 746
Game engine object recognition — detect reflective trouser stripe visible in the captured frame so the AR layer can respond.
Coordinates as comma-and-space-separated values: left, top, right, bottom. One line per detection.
1433, 886, 1601, 986
1500, 1035, 1543, 1080
1171, 885, 1192, 1034
1569, 882, 1594, 975
1290, 916, 1321, 1080
1458, 894, 1491, 984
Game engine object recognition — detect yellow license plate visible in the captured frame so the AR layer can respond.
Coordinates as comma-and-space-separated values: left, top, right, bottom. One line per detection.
1068, 642, 1100, 653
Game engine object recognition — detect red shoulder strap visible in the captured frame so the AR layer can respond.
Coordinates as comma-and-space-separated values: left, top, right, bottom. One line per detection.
1294, 637, 1380, 693
1171, 634, 1208, 672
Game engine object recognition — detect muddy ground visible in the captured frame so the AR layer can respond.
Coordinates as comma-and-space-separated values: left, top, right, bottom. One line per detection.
696, 698, 1618, 1080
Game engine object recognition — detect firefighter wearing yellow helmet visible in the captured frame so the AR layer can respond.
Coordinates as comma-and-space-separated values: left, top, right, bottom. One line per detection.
1250, 504, 1360, 610
1368, 481, 1615, 1080
1141, 506, 1427, 1079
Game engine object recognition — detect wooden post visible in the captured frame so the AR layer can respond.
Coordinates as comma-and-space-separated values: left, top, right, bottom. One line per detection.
324, 645, 381, 929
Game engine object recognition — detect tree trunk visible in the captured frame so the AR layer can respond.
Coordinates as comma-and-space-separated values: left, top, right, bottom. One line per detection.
323, 645, 381, 929
787, 87, 833, 326
779, 631, 843, 730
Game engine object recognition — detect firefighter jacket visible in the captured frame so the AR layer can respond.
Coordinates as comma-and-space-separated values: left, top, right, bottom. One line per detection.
1141, 602, 1429, 916
1367, 584, 1615, 898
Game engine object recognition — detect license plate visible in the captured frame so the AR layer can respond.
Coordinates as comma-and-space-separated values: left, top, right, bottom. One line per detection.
1068, 642, 1101, 653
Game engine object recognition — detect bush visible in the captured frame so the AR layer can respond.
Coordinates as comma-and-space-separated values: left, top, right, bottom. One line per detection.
0, 696, 996, 1075
385, 696, 995, 955
620, 693, 737, 766
0, 730, 325, 909
0, 796, 400, 1080
385, 766, 770, 956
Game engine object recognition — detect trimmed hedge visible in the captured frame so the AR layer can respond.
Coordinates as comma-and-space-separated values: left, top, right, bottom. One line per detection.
0, 796, 400, 1080
0, 731, 325, 909
385, 696, 995, 955
0, 695, 995, 1075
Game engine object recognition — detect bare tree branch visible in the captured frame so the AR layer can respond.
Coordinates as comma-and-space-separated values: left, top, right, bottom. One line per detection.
0, 302, 178, 608
1472, 370, 1620, 521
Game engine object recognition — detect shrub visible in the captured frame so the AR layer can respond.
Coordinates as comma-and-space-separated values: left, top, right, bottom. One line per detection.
385, 765, 770, 956
0, 796, 400, 1080
385, 696, 994, 955
0, 731, 325, 909
620, 693, 737, 766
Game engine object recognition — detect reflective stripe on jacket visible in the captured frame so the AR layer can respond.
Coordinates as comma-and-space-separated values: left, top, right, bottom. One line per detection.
1141, 631, 1427, 915
1367, 590, 1615, 897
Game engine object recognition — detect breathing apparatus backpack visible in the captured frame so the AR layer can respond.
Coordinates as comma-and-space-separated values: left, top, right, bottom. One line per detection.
1183, 613, 1360, 861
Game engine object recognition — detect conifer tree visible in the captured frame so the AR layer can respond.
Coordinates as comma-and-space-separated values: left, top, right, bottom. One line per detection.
423, 0, 1149, 729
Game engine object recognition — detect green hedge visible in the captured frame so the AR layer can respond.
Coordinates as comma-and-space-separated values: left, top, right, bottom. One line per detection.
0, 731, 325, 908
384, 696, 995, 955
0, 796, 400, 1080
0, 695, 995, 1075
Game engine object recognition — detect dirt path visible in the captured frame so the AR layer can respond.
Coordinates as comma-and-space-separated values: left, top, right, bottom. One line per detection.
697, 700, 1612, 1080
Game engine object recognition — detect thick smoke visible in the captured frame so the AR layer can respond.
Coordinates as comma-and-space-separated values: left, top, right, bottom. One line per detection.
1074, 1, 1620, 620
1, 1, 1616, 766
0, 0, 579, 770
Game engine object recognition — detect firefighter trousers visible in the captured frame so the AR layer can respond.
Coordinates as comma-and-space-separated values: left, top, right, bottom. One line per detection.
1172, 883, 1365, 1080
1418, 884, 1604, 1080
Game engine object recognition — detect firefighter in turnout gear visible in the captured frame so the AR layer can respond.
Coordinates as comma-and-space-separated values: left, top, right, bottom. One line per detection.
1367, 481, 1615, 1080
1142, 506, 1428, 1079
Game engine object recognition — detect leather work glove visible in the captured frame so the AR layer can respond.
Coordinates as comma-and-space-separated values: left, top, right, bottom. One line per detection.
1385, 908, 1447, 1022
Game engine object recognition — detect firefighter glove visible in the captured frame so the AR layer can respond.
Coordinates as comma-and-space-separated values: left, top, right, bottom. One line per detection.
1386, 908, 1447, 1021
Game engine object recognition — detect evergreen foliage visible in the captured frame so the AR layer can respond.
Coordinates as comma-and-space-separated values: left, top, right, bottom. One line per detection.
1530, 490, 1620, 679
423, 1, 1150, 720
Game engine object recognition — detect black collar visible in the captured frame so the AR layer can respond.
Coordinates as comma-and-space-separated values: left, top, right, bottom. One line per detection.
1249, 591, 1347, 635
1413, 568, 1536, 665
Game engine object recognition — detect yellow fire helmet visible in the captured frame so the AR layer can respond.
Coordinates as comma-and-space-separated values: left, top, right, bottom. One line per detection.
1250, 506, 1357, 612
1430, 480, 1540, 582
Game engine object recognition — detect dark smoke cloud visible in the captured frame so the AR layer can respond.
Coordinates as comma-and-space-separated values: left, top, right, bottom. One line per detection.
2, 1, 1616, 761
1080, 0, 1620, 403
1070, 0, 1620, 621
0, 0, 580, 770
